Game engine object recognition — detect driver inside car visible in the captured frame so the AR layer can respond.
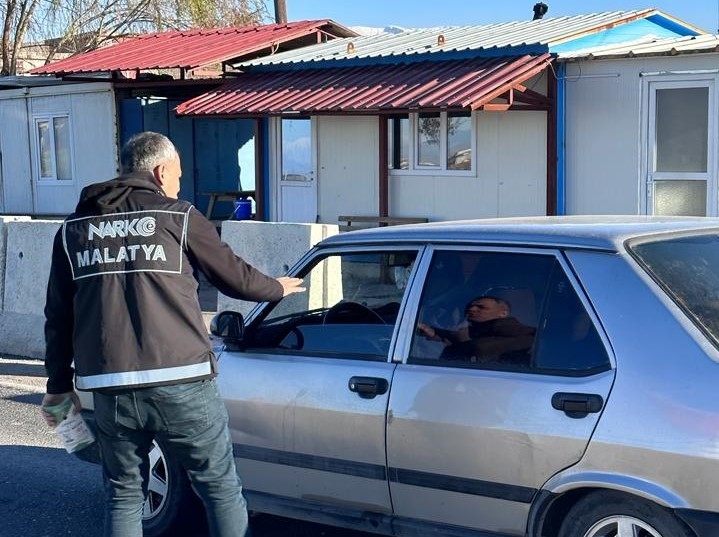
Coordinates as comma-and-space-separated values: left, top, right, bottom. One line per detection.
417, 295, 536, 365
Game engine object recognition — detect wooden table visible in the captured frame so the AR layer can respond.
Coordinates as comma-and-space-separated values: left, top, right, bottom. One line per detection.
201, 191, 255, 220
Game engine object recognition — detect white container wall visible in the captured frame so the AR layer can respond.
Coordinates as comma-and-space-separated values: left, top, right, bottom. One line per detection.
310, 110, 547, 223
563, 53, 719, 216
0, 82, 118, 216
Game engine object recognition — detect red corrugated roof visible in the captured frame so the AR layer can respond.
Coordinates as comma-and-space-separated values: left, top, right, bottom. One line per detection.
30, 20, 356, 75
175, 54, 552, 116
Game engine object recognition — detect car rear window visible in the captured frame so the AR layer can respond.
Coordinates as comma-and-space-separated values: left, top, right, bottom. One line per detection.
629, 232, 719, 347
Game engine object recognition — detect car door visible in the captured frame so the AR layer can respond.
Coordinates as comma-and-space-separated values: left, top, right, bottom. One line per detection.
386, 247, 615, 535
216, 246, 420, 518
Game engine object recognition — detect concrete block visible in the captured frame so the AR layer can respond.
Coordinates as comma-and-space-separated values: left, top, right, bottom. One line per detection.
217, 221, 338, 317
0, 216, 31, 312
4, 220, 62, 315
0, 311, 45, 359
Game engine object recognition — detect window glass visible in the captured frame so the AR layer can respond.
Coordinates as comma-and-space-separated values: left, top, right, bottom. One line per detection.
409, 250, 608, 375
417, 112, 440, 167
410, 250, 554, 368
37, 120, 52, 178
388, 116, 409, 169
281, 118, 311, 180
247, 250, 418, 359
655, 87, 708, 173
653, 180, 706, 216
447, 112, 471, 170
532, 265, 610, 374
630, 233, 719, 349
53, 117, 72, 180
36, 115, 73, 181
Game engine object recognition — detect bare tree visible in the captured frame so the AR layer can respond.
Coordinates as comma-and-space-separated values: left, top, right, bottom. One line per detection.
1, 0, 271, 76
2, 0, 40, 75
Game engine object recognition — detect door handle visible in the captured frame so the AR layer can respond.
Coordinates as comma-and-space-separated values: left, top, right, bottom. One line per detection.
348, 376, 389, 399
551, 392, 604, 418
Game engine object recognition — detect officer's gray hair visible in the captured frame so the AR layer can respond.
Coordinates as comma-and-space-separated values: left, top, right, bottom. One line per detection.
120, 131, 178, 174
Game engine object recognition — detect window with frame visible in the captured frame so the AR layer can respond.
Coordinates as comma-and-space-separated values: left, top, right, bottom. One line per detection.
35, 115, 73, 181
388, 111, 473, 172
409, 250, 610, 375
244, 250, 418, 360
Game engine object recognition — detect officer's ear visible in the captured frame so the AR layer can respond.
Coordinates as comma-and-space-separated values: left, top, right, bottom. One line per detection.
153, 162, 166, 186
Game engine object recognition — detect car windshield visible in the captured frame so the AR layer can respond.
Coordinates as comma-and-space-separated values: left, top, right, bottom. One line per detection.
629, 231, 719, 347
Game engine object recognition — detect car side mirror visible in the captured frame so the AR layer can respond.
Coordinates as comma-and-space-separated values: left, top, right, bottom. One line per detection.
210, 311, 245, 349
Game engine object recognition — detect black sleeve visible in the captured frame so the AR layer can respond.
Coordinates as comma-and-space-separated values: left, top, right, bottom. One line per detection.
184, 207, 283, 302
44, 228, 76, 394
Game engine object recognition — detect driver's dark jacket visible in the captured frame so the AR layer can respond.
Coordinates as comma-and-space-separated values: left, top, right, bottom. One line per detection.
44, 172, 282, 393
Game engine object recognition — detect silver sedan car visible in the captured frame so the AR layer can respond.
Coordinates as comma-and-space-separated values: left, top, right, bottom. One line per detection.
81, 216, 719, 537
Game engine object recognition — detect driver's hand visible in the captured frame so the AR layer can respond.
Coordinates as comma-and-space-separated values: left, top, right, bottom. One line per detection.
277, 277, 306, 297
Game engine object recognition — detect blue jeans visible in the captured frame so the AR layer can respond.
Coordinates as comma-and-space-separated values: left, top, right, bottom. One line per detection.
93, 379, 249, 537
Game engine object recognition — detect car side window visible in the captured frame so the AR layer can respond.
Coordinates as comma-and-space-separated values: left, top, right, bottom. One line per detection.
532, 264, 611, 375
410, 250, 553, 368
245, 250, 418, 360
409, 250, 610, 375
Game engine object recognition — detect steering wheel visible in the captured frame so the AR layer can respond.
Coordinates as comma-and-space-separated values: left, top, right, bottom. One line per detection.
322, 301, 386, 325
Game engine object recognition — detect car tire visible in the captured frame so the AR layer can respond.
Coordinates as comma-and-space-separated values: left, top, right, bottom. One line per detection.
558, 490, 694, 537
142, 438, 204, 537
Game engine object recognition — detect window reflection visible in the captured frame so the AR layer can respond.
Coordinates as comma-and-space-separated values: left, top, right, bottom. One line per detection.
447, 112, 471, 170
54, 117, 72, 180
655, 87, 708, 173
417, 113, 440, 167
388, 116, 409, 169
37, 120, 52, 178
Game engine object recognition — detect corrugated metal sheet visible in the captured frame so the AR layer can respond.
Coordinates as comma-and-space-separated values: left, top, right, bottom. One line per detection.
559, 34, 719, 60
235, 10, 680, 68
175, 53, 551, 116
29, 20, 357, 75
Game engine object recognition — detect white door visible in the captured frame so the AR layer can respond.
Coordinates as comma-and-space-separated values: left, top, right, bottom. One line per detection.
645, 78, 716, 216
278, 117, 317, 222
316, 116, 378, 225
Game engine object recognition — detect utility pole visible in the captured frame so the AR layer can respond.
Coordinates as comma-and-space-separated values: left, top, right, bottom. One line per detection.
274, 0, 287, 23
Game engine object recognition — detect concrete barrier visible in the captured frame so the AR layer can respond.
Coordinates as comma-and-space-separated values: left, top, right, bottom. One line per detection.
218, 220, 339, 317
1, 218, 60, 358
0, 218, 338, 359
0, 216, 31, 312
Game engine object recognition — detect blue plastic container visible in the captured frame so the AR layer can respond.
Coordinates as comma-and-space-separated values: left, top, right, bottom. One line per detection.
232, 199, 252, 220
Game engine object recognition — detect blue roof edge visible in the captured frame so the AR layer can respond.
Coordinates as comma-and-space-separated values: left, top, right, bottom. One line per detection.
646, 13, 704, 36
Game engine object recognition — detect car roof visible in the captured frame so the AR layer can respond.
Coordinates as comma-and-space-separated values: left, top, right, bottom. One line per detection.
318, 215, 719, 251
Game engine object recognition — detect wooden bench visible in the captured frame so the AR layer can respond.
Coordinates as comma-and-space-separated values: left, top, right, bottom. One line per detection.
338, 215, 429, 232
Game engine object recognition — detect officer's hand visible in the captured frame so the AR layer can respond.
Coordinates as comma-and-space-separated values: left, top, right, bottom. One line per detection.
41, 391, 80, 427
277, 277, 306, 297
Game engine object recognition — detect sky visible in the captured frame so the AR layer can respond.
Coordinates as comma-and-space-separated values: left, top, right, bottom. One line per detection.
279, 1, 719, 34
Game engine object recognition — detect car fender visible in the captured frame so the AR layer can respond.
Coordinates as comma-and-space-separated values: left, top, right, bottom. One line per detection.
540, 469, 689, 508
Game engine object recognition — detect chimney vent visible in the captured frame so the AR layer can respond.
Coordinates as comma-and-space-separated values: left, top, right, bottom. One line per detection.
533, 2, 548, 20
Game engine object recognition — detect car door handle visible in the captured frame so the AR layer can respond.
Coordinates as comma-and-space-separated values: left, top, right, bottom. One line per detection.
348, 376, 389, 399
551, 392, 604, 418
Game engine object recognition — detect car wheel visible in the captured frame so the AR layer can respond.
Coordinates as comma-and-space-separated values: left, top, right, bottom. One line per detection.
142, 438, 204, 537
558, 491, 694, 537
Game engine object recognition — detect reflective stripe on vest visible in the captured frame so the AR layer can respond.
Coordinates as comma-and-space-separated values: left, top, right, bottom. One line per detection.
75, 361, 213, 390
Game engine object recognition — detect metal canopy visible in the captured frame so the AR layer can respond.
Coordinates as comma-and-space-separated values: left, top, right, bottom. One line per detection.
29, 20, 357, 76
175, 53, 553, 116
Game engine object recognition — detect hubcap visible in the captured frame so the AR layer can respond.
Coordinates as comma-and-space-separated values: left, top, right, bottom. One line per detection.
142, 441, 168, 520
584, 515, 663, 537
